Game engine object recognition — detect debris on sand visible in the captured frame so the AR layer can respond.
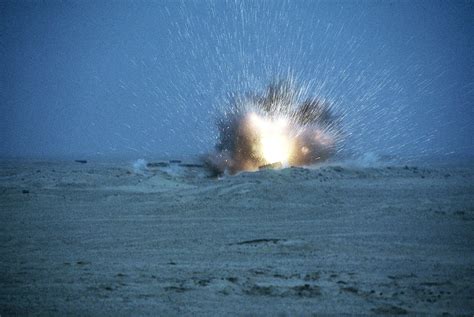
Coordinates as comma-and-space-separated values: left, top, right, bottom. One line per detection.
179, 163, 204, 168
147, 162, 170, 168
259, 162, 283, 170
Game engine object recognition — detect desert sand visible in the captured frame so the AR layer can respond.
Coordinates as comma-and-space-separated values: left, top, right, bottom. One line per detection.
0, 159, 473, 316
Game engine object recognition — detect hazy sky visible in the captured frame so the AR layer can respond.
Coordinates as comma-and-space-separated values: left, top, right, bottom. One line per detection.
1, 0, 472, 160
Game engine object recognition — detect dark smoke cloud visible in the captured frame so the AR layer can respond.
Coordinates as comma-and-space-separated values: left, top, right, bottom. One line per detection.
203, 80, 342, 176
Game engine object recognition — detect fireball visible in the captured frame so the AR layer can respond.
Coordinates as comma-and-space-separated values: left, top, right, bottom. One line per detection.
247, 113, 294, 165
204, 79, 342, 175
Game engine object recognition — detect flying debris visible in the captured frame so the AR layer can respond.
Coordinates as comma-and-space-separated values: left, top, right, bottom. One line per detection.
203, 79, 343, 176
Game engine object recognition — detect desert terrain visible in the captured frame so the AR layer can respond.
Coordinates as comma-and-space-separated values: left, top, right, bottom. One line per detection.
0, 159, 473, 315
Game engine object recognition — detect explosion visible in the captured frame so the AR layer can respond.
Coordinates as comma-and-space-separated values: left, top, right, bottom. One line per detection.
246, 113, 293, 165
204, 79, 342, 175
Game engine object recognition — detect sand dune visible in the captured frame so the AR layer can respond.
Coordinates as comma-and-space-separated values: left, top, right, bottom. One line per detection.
0, 160, 473, 315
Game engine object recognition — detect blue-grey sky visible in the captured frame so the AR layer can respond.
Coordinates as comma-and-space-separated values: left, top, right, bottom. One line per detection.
1, 0, 472, 160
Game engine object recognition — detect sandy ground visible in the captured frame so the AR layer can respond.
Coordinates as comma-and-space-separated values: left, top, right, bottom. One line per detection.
0, 159, 473, 316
